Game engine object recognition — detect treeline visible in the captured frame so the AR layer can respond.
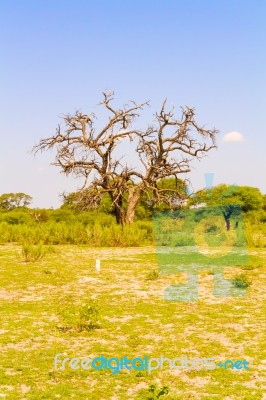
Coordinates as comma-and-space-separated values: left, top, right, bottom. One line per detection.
0, 184, 266, 247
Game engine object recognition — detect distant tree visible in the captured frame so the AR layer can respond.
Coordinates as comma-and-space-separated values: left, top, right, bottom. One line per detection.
189, 184, 264, 230
190, 185, 264, 211
0, 193, 32, 211
34, 91, 217, 225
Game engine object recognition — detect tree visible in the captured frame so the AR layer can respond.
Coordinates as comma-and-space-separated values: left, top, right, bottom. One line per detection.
188, 184, 264, 230
34, 91, 217, 225
189, 184, 264, 211
0, 193, 32, 211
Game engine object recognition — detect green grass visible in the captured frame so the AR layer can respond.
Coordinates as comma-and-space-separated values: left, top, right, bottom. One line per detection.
0, 244, 265, 399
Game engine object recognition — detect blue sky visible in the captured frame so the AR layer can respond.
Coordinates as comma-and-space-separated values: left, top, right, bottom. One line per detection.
1, 0, 265, 208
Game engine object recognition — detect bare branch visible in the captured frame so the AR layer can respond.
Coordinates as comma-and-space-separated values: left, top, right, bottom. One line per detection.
33, 92, 218, 224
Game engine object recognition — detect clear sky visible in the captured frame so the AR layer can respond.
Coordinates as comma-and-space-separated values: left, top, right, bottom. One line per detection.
1, 0, 265, 208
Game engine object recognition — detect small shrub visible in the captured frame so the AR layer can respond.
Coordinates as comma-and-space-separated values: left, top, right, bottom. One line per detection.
174, 234, 194, 246
146, 270, 159, 280
21, 241, 47, 262
206, 225, 219, 233
78, 300, 101, 331
232, 274, 251, 289
58, 298, 101, 332
143, 384, 169, 399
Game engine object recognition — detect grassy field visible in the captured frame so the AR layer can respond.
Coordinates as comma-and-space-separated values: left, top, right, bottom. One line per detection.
0, 244, 265, 399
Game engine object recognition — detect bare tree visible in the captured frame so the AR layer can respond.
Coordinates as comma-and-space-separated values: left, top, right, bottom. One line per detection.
33, 91, 218, 224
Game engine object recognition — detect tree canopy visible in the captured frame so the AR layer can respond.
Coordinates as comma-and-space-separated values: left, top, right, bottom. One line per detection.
0, 193, 32, 211
188, 184, 265, 230
189, 184, 264, 212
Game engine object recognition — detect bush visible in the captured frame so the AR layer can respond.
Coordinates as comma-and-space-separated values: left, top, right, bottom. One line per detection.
245, 221, 266, 247
146, 270, 159, 280
78, 301, 101, 331
21, 241, 54, 262
138, 384, 169, 400
0, 210, 153, 246
0, 210, 33, 225
232, 274, 251, 289
2, 204, 265, 248
58, 298, 101, 332
86, 222, 153, 246
21, 241, 46, 262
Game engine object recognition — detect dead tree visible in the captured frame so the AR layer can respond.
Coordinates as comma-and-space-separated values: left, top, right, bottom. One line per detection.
33, 92, 218, 225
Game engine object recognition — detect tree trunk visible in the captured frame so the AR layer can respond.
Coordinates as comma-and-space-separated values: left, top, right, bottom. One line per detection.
222, 207, 233, 231
114, 196, 125, 225
125, 187, 142, 224
225, 218, 230, 231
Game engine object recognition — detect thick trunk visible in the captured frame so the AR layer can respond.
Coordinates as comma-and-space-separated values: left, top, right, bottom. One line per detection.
110, 187, 142, 225
114, 196, 125, 225
125, 187, 142, 224
115, 206, 125, 225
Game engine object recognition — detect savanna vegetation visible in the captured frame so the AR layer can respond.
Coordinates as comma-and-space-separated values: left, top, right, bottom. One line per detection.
0, 243, 265, 399
0, 185, 265, 399
0, 182, 265, 248
1, 94, 265, 399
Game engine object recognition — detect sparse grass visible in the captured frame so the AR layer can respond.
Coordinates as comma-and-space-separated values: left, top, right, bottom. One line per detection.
0, 244, 265, 399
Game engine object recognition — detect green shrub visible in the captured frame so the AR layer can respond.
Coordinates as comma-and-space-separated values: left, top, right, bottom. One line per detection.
232, 274, 251, 289
0, 205, 156, 246
21, 241, 47, 262
78, 301, 101, 331
0, 222, 12, 243
58, 298, 101, 332
138, 384, 169, 399
245, 221, 266, 248
2, 205, 265, 248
